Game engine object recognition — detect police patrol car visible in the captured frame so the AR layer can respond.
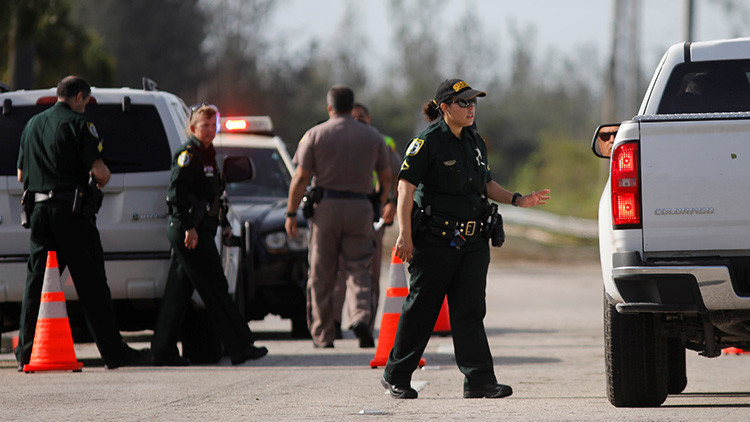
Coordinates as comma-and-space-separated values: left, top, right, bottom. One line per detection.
214, 116, 310, 338
0, 80, 277, 360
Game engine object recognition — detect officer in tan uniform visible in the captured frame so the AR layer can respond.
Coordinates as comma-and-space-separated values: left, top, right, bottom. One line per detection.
331, 102, 402, 346
285, 85, 391, 348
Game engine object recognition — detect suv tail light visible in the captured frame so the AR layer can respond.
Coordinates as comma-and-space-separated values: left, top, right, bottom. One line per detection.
611, 141, 641, 228
36, 96, 97, 105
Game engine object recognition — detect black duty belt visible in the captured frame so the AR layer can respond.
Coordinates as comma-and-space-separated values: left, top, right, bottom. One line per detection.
34, 190, 75, 203
427, 214, 485, 238
322, 188, 368, 200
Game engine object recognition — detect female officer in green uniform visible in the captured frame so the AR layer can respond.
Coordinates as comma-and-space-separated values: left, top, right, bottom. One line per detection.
381, 79, 550, 399
150, 104, 267, 365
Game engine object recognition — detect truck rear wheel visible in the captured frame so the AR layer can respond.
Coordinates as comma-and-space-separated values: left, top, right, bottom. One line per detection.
667, 338, 687, 394
605, 299, 668, 407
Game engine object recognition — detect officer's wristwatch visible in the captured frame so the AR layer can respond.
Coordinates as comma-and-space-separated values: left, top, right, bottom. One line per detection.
286, 211, 296, 218
511, 193, 522, 207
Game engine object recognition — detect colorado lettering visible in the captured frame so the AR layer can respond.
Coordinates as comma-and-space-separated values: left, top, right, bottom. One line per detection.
654, 207, 714, 215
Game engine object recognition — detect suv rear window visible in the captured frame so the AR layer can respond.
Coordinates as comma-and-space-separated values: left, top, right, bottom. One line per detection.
0, 103, 172, 175
658, 59, 750, 114
216, 146, 291, 198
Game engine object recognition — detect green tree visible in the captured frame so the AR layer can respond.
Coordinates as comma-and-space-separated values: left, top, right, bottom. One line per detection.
325, 2, 368, 93
73, 0, 207, 97
194, 0, 333, 145
1, 0, 113, 89
511, 133, 602, 219
365, 0, 443, 153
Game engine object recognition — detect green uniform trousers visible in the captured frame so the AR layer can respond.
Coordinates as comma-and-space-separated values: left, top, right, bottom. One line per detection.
151, 218, 255, 360
384, 233, 497, 388
16, 200, 129, 367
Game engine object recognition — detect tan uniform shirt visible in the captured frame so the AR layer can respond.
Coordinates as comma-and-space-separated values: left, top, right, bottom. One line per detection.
294, 115, 389, 192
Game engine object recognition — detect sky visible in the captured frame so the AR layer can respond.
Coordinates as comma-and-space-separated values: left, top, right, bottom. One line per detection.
266, 0, 744, 82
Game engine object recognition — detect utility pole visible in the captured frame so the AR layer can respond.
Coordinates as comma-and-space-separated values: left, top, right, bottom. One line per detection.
603, 0, 641, 123
624, 0, 641, 118
683, 0, 695, 42
601, 0, 620, 124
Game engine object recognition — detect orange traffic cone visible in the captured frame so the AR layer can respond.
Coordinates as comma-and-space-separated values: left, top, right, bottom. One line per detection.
723, 347, 750, 355
23, 251, 83, 373
432, 297, 451, 335
370, 248, 426, 368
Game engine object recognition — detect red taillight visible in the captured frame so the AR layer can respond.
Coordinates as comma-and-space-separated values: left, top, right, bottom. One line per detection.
36, 96, 56, 105
36, 96, 97, 105
611, 142, 641, 228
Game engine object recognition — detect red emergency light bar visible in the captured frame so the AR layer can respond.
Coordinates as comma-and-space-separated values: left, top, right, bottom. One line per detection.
219, 116, 274, 135
224, 119, 248, 131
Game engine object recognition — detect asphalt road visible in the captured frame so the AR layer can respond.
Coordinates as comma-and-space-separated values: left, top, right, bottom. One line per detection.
2, 255, 750, 421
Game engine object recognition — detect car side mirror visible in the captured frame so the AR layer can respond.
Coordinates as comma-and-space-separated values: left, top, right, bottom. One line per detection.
223, 156, 254, 183
592, 123, 620, 159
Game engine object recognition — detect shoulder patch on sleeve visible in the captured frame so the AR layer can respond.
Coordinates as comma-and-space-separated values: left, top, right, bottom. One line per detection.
87, 122, 99, 139
406, 138, 424, 156
177, 151, 192, 167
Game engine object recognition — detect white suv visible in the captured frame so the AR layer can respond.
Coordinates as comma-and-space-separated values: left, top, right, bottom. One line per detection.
0, 81, 237, 359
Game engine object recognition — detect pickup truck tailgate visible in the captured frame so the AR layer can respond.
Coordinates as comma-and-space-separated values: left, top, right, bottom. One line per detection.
641, 118, 750, 253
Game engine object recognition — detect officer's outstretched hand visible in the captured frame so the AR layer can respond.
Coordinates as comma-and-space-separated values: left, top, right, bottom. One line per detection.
517, 189, 551, 208
185, 228, 199, 250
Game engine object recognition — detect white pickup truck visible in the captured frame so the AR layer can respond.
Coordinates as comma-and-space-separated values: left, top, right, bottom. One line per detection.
593, 38, 750, 407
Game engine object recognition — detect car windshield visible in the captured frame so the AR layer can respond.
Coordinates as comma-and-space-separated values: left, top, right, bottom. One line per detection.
216, 146, 291, 198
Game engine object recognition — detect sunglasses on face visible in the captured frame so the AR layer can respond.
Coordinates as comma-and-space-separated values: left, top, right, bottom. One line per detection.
452, 98, 477, 108
598, 132, 616, 141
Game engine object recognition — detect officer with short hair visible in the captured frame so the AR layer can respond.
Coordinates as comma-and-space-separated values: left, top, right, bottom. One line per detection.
16, 75, 148, 370
285, 85, 391, 348
331, 102, 401, 346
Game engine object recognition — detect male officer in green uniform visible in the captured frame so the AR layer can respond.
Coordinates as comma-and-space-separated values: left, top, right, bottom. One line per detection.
150, 104, 267, 366
16, 75, 147, 370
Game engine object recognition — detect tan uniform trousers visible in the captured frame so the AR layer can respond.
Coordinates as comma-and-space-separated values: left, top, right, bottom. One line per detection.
333, 224, 385, 331
307, 198, 376, 346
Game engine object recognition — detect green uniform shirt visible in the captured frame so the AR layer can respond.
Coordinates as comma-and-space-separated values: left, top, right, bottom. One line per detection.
399, 119, 492, 220
17, 102, 103, 191
166, 135, 223, 231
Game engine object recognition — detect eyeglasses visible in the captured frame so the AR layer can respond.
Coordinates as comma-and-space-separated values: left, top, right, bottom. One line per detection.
452, 98, 477, 108
189, 103, 219, 119
598, 132, 616, 141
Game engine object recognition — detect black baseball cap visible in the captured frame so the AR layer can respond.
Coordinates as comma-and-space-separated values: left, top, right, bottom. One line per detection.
434, 78, 486, 105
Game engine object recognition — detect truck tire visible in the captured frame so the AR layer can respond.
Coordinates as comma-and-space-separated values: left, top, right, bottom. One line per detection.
667, 338, 687, 394
181, 307, 223, 364
605, 299, 668, 407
